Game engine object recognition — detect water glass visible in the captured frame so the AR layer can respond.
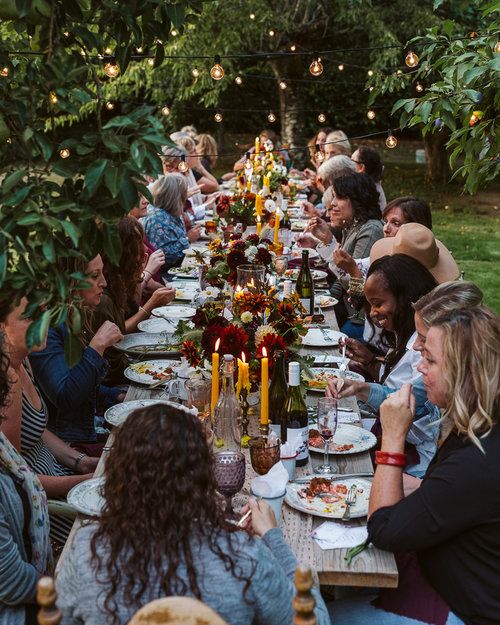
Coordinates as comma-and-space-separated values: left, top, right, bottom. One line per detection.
213, 451, 246, 517
185, 377, 212, 438
315, 397, 338, 475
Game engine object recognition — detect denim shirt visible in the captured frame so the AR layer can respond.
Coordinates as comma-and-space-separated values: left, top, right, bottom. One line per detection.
142, 205, 188, 261
29, 325, 114, 443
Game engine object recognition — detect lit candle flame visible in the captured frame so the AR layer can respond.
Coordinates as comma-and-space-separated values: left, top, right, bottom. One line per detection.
262, 347, 267, 357
257, 215, 261, 223
215, 338, 220, 351
241, 352, 246, 363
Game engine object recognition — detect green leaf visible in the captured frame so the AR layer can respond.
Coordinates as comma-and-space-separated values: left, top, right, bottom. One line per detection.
463, 67, 486, 84
26, 309, 51, 349
15, 0, 33, 18
83, 159, 109, 196
420, 101, 432, 124
118, 175, 138, 212
103, 116, 134, 129
104, 166, 123, 198
61, 220, 80, 246
154, 43, 165, 68
1, 169, 27, 194
34, 133, 53, 161
3, 185, 33, 207
17, 213, 41, 226
0, 252, 6, 288
166, 3, 185, 28
42, 238, 55, 263
64, 331, 83, 368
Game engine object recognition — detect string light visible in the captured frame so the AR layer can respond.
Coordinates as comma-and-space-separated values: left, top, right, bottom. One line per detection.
318, 113, 326, 123
6, 137, 11, 144
367, 109, 376, 119
290, 44, 296, 52
396, 69, 403, 76
249, 12, 255, 19
385, 130, 397, 148
267, 111, 276, 123
63, 31, 70, 37
171, 29, 178, 37
279, 80, 287, 90
369, 86, 374, 92
415, 82, 424, 93
136, 47, 143, 53
59, 148, 71, 159
192, 68, 200, 78
147, 58, 155, 67
268, 29, 275, 37
161, 105, 170, 116
210, 55, 224, 80
178, 155, 189, 172
338, 64, 344, 71
105, 101, 115, 110
309, 56, 323, 77
235, 75, 243, 85
104, 61, 120, 77
367, 69, 374, 77
214, 112, 223, 122
49, 91, 58, 104
104, 47, 112, 55
494, 42, 500, 53
0, 66, 10, 77
405, 50, 419, 68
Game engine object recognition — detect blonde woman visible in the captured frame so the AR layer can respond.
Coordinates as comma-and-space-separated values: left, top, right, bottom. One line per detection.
333, 307, 499, 625
324, 129, 351, 159
195, 133, 218, 173
171, 132, 218, 196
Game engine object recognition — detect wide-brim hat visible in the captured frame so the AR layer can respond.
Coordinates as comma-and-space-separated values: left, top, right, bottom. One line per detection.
370, 223, 459, 284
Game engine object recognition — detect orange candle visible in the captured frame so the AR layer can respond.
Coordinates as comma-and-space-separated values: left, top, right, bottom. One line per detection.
256, 215, 262, 237
211, 338, 220, 417
260, 347, 269, 425
273, 209, 280, 245
236, 352, 250, 398
255, 194, 263, 217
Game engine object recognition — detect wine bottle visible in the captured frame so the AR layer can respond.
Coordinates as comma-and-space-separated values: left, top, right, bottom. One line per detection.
295, 250, 314, 315
213, 354, 242, 451
280, 205, 292, 247
282, 361, 309, 467
268, 350, 288, 440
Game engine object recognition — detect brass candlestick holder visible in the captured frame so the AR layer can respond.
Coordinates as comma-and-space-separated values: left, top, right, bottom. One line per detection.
238, 388, 250, 448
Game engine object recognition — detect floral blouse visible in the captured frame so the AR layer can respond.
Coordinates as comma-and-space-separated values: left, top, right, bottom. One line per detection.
143, 205, 188, 260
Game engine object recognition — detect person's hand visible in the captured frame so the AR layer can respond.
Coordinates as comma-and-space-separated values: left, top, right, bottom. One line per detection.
243, 498, 277, 537
187, 185, 203, 198
333, 248, 360, 277
205, 191, 221, 206
301, 201, 324, 219
341, 338, 376, 368
303, 167, 316, 179
78, 455, 99, 475
326, 377, 368, 401
89, 321, 123, 355
144, 249, 165, 277
144, 286, 176, 310
304, 217, 333, 245
380, 384, 415, 444
295, 233, 320, 249
187, 224, 202, 242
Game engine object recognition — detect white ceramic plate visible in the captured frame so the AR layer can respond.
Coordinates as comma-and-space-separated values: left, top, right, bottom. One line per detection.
184, 246, 209, 257
303, 367, 365, 392
308, 424, 377, 455
151, 305, 196, 319
104, 399, 179, 428
317, 295, 338, 309
284, 269, 327, 281
114, 333, 180, 357
290, 248, 320, 261
174, 286, 199, 301
301, 328, 347, 347
169, 266, 198, 278
67, 478, 105, 517
291, 220, 308, 232
137, 318, 176, 333
124, 359, 182, 385
285, 476, 371, 520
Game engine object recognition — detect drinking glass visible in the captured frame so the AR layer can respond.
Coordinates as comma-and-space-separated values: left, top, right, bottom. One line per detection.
185, 378, 212, 439
204, 219, 218, 240
213, 451, 246, 517
315, 397, 338, 475
235, 264, 266, 293
249, 436, 281, 475
274, 256, 288, 277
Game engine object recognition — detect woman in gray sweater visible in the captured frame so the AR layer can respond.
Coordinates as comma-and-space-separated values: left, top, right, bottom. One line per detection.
56, 404, 330, 625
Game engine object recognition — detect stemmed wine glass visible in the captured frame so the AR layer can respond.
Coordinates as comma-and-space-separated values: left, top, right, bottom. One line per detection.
213, 451, 246, 518
315, 397, 338, 475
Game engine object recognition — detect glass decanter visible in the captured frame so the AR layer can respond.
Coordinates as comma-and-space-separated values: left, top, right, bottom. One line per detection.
213, 354, 242, 451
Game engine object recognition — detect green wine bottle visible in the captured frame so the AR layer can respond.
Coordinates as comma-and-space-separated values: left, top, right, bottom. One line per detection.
280, 206, 292, 248
268, 350, 288, 440
295, 249, 314, 315
282, 361, 309, 467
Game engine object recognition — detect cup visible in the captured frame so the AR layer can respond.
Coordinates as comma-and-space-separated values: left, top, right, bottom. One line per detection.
250, 487, 286, 524
249, 436, 281, 475
185, 378, 212, 426
280, 452, 298, 481
205, 219, 217, 235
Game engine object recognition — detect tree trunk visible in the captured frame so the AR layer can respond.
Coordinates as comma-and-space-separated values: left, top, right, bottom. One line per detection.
423, 130, 450, 184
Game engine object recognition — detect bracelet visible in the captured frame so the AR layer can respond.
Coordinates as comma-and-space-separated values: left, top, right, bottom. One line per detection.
74, 452, 87, 471
139, 306, 151, 317
141, 270, 152, 283
375, 451, 407, 467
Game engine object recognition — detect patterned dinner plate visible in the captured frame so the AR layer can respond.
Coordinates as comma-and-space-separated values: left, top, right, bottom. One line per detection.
303, 367, 365, 392
124, 359, 182, 385
114, 332, 181, 357
137, 317, 176, 333
67, 478, 105, 517
301, 328, 347, 347
151, 305, 197, 319
284, 268, 328, 281
308, 424, 377, 455
104, 399, 179, 428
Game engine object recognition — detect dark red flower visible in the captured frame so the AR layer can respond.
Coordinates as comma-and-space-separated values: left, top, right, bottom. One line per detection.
226, 249, 247, 270
246, 233, 260, 244
180, 340, 202, 368
229, 239, 246, 251
255, 333, 288, 360
255, 247, 273, 265
219, 324, 249, 359
201, 318, 228, 356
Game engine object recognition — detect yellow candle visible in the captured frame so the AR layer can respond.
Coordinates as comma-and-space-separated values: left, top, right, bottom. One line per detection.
246, 178, 251, 191
211, 338, 220, 417
256, 215, 262, 237
263, 175, 270, 189
255, 136, 260, 153
236, 352, 250, 398
260, 347, 269, 425
255, 194, 263, 216
273, 209, 280, 245
268, 161, 274, 172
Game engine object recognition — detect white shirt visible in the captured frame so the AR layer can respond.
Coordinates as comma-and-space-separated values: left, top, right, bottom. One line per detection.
380, 332, 421, 389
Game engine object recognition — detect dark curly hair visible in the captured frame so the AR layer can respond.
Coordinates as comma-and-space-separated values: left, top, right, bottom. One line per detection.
0, 336, 10, 419
383, 196, 433, 231
102, 216, 145, 311
332, 172, 381, 222
365, 254, 437, 379
90, 404, 255, 624
354, 146, 383, 182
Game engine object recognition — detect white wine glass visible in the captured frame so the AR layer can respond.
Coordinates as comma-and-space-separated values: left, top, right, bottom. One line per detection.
315, 397, 338, 475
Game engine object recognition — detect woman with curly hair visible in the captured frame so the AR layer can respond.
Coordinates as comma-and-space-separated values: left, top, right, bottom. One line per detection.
91, 216, 175, 385
56, 404, 330, 625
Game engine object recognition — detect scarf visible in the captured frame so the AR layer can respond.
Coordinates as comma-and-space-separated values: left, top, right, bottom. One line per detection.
0, 432, 52, 575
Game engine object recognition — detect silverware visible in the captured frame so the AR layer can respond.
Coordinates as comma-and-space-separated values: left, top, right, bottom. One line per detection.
319, 327, 333, 342
342, 484, 358, 520
290, 472, 374, 484
147, 377, 171, 389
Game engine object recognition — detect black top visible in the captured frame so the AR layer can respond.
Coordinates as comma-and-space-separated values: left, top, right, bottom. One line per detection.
368, 424, 500, 625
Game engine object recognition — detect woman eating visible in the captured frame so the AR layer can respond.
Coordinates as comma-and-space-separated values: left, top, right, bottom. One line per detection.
56, 404, 330, 625
351, 145, 386, 210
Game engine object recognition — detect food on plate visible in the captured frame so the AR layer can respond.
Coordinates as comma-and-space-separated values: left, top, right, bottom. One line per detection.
127, 343, 177, 353
318, 295, 337, 308
129, 362, 174, 381
302, 369, 345, 390
175, 289, 184, 298
298, 477, 363, 505
308, 428, 354, 452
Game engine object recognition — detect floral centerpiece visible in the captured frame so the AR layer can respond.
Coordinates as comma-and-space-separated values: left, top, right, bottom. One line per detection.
215, 192, 256, 226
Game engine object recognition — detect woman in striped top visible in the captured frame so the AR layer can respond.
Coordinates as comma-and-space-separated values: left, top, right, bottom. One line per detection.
0, 295, 98, 546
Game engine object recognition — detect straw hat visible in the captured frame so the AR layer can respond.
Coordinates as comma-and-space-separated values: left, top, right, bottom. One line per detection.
370, 223, 459, 283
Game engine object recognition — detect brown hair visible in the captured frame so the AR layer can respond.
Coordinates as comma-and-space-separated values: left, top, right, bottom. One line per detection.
91, 404, 255, 624
413, 281, 483, 326
195, 133, 218, 168
383, 196, 432, 231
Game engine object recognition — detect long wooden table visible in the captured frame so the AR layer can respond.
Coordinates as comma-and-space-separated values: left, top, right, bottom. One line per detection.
57, 302, 397, 588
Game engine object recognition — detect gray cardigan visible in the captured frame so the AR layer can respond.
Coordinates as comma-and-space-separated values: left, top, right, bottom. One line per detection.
56, 524, 331, 625
0, 472, 38, 625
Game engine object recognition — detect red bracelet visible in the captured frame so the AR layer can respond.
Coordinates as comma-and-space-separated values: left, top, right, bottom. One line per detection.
375, 451, 407, 467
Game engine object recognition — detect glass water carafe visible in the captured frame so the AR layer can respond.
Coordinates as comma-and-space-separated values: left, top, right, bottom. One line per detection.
213, 354, 242, 450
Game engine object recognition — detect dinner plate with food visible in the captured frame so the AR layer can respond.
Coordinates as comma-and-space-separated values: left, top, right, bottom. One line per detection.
113, 333, 181, 358
302, 367, 365, 392
308, 424, 377, 455
284, 268, 328, 281
174, 286, 199, 301
285, 476, 371, 519
67, 478, 105, 517
151, 305, 196, 320
168, 266, 198, 279
291, 219, 308, 232
317, 295, 338, 309
301, 328, 347, 347
290, 248, 320, 261
124, 359, 182, 385
137, 318, 175, 333
104, 399, 179, 428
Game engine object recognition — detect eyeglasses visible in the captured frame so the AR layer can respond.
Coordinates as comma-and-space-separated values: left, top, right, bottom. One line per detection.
351, 159, 363, 165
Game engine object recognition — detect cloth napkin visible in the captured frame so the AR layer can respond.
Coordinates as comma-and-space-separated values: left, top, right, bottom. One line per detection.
312, 521, 368, 550
251, 461, 289, 497
337, 410, 359, 424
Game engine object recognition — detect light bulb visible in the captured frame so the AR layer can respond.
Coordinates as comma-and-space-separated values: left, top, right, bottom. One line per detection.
494, 42, 500, 53
0, 66, 9, 77
147, 58, 154, 66
385, 131, 397, 149
396, 69, 403, 76
367, 69, 374, 77
369, 86, 374, 92
235, 75, 243, 85
104, 61, 120, 77
244, 152, 252, 169
267, 111, 276, 123
249, 12, 255, 19
318, 113, 326, 123
279, 80, 287, 90
309, 57, 323, 77
210, 55, 224, 80
290, 44, 296, 52
6, 137, 11, 144
171, 29, 178, 36
104, 47, 112, 55
405, 50, 419, 68
268, 29, 275, 37
214, 112, 223, 122
416, 82, 424, 93
161, 105, 170, 116
105, 101, 115, 110
59, 148, 70, 159
338, 64, 344, 71
367, 109, 375, 119
63, 31, 70, 37
178, 156, 189, 172
192, 68, 200, 78
49, 91, 58, 104
136, 47, 143, 53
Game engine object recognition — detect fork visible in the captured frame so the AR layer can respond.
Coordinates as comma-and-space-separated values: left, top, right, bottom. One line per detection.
319, 327, 333, 342
342, 484, 357, 520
